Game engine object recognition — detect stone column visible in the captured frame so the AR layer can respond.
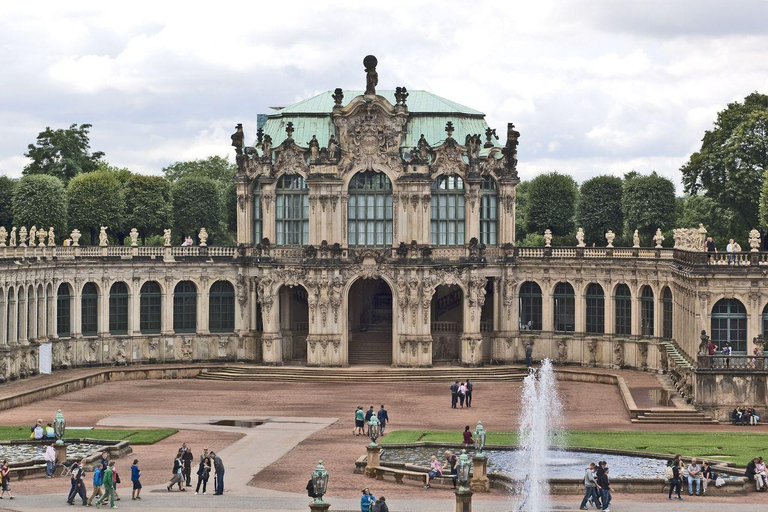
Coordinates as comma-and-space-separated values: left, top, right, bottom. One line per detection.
465, 181, 480, 244
18, 290, 27, 344
541, 284, 553, 335
365, 445, 381, 477
28, 290, 37, 341
631, 289, 641, 338
0, 295, 6, 346
455, 488, 473, 512
260, 283, 283, 365
198, 284, 209, 335
235, 174, 252, 246
162, 278, 173, 335
8, 293, 17, 345
48, 289, 56, 338
37, 291, 45, 340
574, 284, 585, 334
97, 284, 108, 336
261, 187, 276, 246
605, 287, 615, 336
470, 455, 489, 492
498, 179, 517, 246
72, 283, 82, 337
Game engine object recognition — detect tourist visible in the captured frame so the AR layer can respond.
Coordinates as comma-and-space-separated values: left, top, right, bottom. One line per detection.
45, 423, 56, 439
701, 460, 713, 495
443, 450, 458, 488
722, 342, 732, 368
687, 457, 702, 496
112, 463, 121, 501
167, 452, 186, 491
32, 419, 44, 440
458, 382, 467, 408
757, 457, 768, 489
377, 405, 389, 435
734, 241, 742, 265
598, 467, 611, 511
525, 343, 533, 368
745, 456, 766, 491
593, 461, 606, 508
182, 446, 194, 487
365, 406, 375, 435
66, 458, 87, 505
372, 496, 388, 512
0, 460, 13, 500
424, 455, 442, 489
354, 406, 365, 436
98, 451, 110, 471
306, 477, 315, 503
726, 238, 735, 265
87, 463, 104, 506
450, 381, 459, 409
465, 379, 473, 407
667, 455, 683, 500
462, 425, 473, 447
579, 462, 599, 509
360, 487, 376, 511
211, 450, 225, 495
96, 461, 117, 509
44, 442, 56, 478
196, 453, 211, 494
131, 459, 142, 500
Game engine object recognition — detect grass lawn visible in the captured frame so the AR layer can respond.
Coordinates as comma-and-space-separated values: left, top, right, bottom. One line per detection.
0, 427, 177, 445
381, 430, 768, 467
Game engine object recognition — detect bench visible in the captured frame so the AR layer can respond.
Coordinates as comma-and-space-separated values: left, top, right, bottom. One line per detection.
370, 466, 455, 486
12, 464, 46, 480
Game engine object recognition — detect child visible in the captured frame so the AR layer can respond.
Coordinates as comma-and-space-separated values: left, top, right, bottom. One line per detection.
0, 460, 13, 499
131, 459, 142, 500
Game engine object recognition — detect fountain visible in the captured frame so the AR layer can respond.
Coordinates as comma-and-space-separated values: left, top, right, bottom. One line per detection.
515, 358, 561, 512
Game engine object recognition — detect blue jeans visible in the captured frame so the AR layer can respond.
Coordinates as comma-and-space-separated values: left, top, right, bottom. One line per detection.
600, 489, 611, 510
526, 355, 532, 367
215, 470, 224, 495
687, 476, 701, 495
45, 461, 55, 477
579, 486, 599, 509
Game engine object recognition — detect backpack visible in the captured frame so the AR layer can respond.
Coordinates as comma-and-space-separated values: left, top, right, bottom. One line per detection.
372, 503, 383, 512
665, 466, 674, 479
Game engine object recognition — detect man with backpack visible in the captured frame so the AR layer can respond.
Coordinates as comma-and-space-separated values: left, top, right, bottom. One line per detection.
66, 458, 87, 506
372, 496, 388, 512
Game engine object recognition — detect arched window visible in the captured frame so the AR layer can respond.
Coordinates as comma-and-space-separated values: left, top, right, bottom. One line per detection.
348, 171, 393, 247
140, 282, 162, 334
553, 282, 575, 333
519, 281, 542, 331
275, 174, 309, 245
763, 303, 768, 339
480, 176, 497, 245
585, 283, 605, 334
615, 284, 631, 336
56, 284, 71, 338
173, 281, 197, 333
640, 286, 654, 337
82, 283, 98, 336
209, 281, 235, 333
109, 282, 129, 335
662, 287, 673, 340
712, 299, 747, 353
430, 174, 465, 245
252, 181, 262, 244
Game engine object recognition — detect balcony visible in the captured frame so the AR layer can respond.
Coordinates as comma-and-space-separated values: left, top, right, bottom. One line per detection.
697, 354, 768, 371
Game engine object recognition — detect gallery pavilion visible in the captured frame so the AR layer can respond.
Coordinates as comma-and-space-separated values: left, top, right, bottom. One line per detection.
0, 56, 765, 419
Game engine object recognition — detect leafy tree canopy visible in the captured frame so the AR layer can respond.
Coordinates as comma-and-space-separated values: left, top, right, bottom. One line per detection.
97, 161, 132, 186
622, 171, 677, 242
125, 174, 172, 242
678, 194, 740, 249
514, 181, 530, 242
162, 156, 236, 184
0, 176, 17, 228
11, 175, 67, 241
67, 171, 125, 244
524, 172, 578, 237
577, 175, 624, 245
171, 176, 221, 243
23, 123, 104, 184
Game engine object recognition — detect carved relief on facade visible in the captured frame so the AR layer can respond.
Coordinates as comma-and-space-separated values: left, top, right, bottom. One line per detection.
431, 138, 469, 177
556, 338, 568, 363
115, 340, 127, 364
586, 339, 599, 365
181, 339, 193, 360
638, 341, 649, 370
613, 340, 625, 367
273, 139, 309, 176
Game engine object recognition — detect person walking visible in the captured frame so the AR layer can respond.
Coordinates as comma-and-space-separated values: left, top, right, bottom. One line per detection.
95, 461, 117, 509
112, 464, 121, 501
67, 458, 87, 505
364, 406, 375, 436
87, 464, 104, 506
360, 488, 376, 511
462, 425, 473, 447
166, 452, 185, 491
450, 381, 459, 409
0, 460, 13, 500
579, 463, 599, 510
598, 467, 611, 511
377, 405, 389, 435
195, 454, 211, 495
182, 446, 193, 487
44, 442, 56, 478
465, 379, 473, 407
525, 343, 533, 368
458, 382, 467, 408
130, 459, 142, 500
211, 451, 225, 495
354, 407, 365, 436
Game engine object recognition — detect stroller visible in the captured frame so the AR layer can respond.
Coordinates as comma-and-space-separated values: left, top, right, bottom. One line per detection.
59, 460, 77, 477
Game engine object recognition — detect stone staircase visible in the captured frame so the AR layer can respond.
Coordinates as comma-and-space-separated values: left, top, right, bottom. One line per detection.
659, 340, 694, 370
631, 409, 718, 424
349, 331, 392, 365
196, 365, 529, 383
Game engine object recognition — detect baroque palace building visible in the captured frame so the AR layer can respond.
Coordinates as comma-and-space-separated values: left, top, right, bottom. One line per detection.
0, 56, 766, 418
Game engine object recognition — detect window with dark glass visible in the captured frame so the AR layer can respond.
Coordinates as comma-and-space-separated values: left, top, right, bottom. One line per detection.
480, 176, 497, 245
712, 299, 747, 353
585, 283, 605, 334
615, 284, 632, 336
173, 281, 197, 333
662, 287, 673, 340
763, 304, 768, 340
81, 283, 98, 336
140, 281, 162, 334
275, 174, 309, 245
209, 281, 235, 333
640, 286, 654, 337
56, 284, 71, 338
519, 281, 542, 331
109, 282, 129, 335
430, 174, 465, 245
252, 181, 262, 244
553, 282, 575, 333
348, 171, 393, 247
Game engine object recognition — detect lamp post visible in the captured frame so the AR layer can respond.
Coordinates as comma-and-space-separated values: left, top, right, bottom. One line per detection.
365, 415, 382, 477
309, 460, 330, 512
455, 449, 473, 512
52, 409, 67, 466
471, 421, 489, 492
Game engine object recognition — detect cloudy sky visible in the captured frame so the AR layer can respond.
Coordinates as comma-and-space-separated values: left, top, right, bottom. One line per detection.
1, 0, 767, 191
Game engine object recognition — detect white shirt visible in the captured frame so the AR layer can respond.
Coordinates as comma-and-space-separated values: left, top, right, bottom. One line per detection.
726, 243, 734, 253
44, 446, 56, 463
458, 384, 467, 394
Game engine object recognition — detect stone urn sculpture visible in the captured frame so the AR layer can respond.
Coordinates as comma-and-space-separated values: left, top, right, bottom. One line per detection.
749, 229, 761, 252
605, 230, 615, 248
543, 229, 552, 247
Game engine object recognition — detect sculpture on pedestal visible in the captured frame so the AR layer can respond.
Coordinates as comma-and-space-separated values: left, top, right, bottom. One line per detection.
749, 228, 761, 252
129, 228, 139, 247
98, 226, 108, 246
0, 227, 6, 247
363, 55, 378, 95
543, 229, 552, 247
163, 229, 171, 247
19, 226, 27, 247
36, 228, 46, 247
605, 230, 615, 248
9, 227, 15, 247
633, 229, 640, 248
48, 227, 55, 246
29, 226, 36, 246
654, 228, 665, 248
199, 228, 208, 247
576, 228, 585, 247
70, 229, 81, 246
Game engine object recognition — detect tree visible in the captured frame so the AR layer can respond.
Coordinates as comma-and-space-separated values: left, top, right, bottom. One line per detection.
125, 175, 172, 243
681, 93, 768, 237
0, 176, 17, 228
224, 182, 238, 235
577, 175, 624, 245
23, 124, 104, 184
11, 175, 67, 240
524, 172, 578, 237
514, 181, 530, 242
679, 194, 739, 249
171, 176, 221, 243
162, 156, 236, 184
622, 172, 676, 242
97, 161, 133, 186
67, 171, 125, 244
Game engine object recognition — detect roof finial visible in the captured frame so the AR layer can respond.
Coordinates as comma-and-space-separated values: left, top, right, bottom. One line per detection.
285, 121, 294, 139
332, 88, 344, 107
445, 121, 454, 139
364, 55, 378, 95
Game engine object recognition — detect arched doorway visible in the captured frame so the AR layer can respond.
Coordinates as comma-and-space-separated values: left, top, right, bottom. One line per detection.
278, 285, 309, 363
431, 284, 463, 363
347, 278, 392, 365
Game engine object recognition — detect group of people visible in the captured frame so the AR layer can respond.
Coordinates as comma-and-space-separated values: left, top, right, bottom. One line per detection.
30, 419, 56, 440
166, 444, 225, 496
731, 406, 761, 425
353, 405, 389, 436
359, 488, 388, 512
64, 450, 135, 508
579, 461, 612, 511
666, 455, 717, 498
745, 457, 768, 491
449, 380, 473, 409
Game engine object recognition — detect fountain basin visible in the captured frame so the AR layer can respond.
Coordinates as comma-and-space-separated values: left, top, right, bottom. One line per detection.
0, 438, 132, 479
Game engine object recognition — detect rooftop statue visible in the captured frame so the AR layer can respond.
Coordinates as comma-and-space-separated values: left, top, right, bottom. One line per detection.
364, 55, 378, 95
231, 123, 244, 156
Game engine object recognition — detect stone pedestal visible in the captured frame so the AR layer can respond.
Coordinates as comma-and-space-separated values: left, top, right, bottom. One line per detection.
54, 443, 67, 465
470, 456, 489, 492
455, 488, 473, 512
309, 500, 331, 512
365, 445, 381, 477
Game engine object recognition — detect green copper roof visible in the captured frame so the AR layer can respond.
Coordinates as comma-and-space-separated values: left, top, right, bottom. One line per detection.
258, 90, 498, 151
